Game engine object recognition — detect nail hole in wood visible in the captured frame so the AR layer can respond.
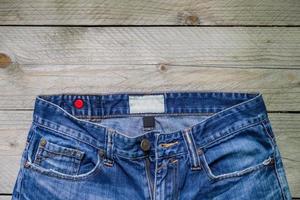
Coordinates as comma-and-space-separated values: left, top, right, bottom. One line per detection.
185, 15, 200, 25
158, 63, 168, 72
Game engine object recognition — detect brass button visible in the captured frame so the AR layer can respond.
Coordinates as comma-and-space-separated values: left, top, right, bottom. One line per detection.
40, 138, 47, 147
98, 149, 105, 158
140, 139, 151, 151
197, 148, 203, 155
24, 161, 30, 168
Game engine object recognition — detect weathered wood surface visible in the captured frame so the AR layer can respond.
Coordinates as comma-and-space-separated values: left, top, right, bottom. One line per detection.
0, 27, 299, 111
0, 196, 16, 200
0, 27, 299, 67
0, 112, 299, 196
0, 0, 299, 25
0, 64, 299, 111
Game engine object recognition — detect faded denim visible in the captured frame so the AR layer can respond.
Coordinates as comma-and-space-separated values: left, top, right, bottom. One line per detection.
12, 91, 292, 200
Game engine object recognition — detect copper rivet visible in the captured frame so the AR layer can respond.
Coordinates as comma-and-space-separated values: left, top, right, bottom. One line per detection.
140, 139, 151, 151
99, 149, 105, 157
40, 138, 47, 146
197, 149, 203, 155
24, 161, 30, 168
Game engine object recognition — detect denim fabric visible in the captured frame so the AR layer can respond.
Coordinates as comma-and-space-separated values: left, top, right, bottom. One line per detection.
12, 91, 292, 200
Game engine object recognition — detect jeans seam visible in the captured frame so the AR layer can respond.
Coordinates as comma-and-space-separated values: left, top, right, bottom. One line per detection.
114, 151, 187, 160
188, 129, 202, 170
272, 147, 287, 200
182, 130, 197, 169
38, 144, 84, 159
172, 159, 179, 200
261, 118, 277, 147
24, 150, 104, 181
33, 147, 42, 165
201, 154, 274, 181
33, 121, 100, 150
35, 148, 82, 175
74, 111, 215, 120
200, 118, 267, 150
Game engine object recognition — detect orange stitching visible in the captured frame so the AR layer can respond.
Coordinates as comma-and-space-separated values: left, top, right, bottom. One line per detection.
170, 159, 178, 164
160, 141, 179, 148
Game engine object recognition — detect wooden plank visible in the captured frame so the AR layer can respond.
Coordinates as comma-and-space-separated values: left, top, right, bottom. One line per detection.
0, 27, 299, 111
0, 27, 300, 67
0, 65, 299, 111
0, 111, 299, 197
0, 196, 15, 200
0, 0, 299, 25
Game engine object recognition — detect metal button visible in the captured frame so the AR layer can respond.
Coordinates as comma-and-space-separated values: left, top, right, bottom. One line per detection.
98, 149, 105, 158
40, 138, 47, 147
24, 161, 30, 168
197, 148, 203, 155
140, 139, 151, 151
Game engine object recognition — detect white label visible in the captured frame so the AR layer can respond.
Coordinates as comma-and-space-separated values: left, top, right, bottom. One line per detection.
129, 95, 165, 114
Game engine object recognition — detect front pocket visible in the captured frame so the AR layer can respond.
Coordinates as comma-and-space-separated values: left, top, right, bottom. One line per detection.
201, 152, 275, 181
25, 124, 107, 181
33, 138, 85, 176
199, 120, 275, 181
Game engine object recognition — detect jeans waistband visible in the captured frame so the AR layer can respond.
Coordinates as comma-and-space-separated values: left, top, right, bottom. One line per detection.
32, 91, 269, 160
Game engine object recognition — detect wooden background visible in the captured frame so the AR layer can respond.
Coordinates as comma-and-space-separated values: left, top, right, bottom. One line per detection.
0, 0, 299, 199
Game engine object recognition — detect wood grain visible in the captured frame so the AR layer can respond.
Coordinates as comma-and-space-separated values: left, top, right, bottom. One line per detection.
0, 111, 299, 196
0, 196, 18, 200
0, 65, 299, 111
0, 27, 299, 112
0, 0, 299, 25
0, 27, 299, 67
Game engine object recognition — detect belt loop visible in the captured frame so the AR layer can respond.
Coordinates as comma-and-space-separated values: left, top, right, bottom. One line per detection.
182, 128, 202, 170
104, 128, 115, 167
86, 95, 92, 118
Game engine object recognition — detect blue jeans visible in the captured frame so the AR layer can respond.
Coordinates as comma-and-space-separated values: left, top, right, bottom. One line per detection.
12, 92, 292, 200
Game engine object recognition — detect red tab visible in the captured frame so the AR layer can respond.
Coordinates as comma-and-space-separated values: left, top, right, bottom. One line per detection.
73, 99, 84, 109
